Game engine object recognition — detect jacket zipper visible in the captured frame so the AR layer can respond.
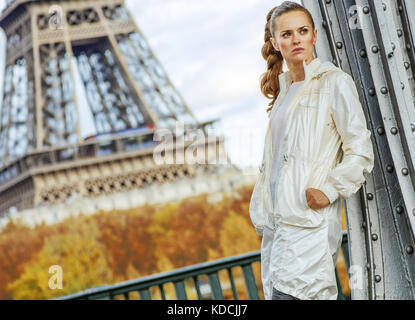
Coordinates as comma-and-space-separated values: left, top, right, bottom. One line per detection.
264, 79, 312, 214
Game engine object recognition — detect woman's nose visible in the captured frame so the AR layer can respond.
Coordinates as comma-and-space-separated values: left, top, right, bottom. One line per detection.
292, 33, 300, 44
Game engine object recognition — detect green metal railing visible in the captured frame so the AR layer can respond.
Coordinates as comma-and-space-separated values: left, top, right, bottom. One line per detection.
55, 232, 350, 300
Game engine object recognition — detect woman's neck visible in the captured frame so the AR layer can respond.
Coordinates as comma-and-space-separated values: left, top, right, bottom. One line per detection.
287, 56, 315, 83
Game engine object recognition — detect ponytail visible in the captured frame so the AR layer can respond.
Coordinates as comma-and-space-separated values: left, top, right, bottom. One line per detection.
260, 7, 284, 113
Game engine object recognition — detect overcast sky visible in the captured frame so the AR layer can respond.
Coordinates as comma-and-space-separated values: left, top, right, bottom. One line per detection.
0, 0, 295, 170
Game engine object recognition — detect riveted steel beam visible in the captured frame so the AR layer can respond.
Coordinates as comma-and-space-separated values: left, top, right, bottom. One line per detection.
302, 0, 415, 299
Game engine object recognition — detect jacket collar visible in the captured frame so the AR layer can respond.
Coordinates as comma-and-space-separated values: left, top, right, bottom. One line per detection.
278, 57, 322, 93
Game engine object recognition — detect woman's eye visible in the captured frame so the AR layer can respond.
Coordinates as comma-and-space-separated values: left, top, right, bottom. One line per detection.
283, 29, 307, 37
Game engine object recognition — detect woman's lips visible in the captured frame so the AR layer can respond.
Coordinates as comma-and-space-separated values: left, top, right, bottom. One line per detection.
292, 48, 304, 53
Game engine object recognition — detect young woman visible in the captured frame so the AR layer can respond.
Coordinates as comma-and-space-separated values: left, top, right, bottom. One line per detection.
249, 1, 375, 300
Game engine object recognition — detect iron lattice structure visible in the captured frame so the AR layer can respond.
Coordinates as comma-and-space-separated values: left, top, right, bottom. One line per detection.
302, 0, 415, 299
0, 0, 201, 162
0, 0, 233, 216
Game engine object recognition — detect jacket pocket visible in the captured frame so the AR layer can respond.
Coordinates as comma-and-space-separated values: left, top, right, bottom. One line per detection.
301, 187, 311, 210
297, 92, 320, 109
249, 166, 266, 235
274, 159, 326, 228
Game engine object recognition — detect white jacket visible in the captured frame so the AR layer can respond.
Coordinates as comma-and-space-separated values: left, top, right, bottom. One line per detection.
249, 58, 375, 300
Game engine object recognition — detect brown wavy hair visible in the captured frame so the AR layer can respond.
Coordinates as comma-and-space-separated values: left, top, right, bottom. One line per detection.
260, 2, 315, 113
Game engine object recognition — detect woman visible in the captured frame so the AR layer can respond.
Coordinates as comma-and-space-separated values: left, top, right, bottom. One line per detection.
249, 2, 375, 300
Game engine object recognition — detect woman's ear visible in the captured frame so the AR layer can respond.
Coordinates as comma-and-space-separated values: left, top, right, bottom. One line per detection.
270, 37, 280, 52
313, 29, 318, 46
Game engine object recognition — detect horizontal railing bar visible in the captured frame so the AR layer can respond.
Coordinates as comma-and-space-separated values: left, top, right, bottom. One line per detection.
55, 231, 348, 300
54, 250, 261, 300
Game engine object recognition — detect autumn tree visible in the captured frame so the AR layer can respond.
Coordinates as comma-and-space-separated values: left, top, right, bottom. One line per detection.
7, 216, 113, 300
0, 220, 60, 299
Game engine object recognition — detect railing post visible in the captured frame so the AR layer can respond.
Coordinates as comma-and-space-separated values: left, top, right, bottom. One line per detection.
139, 289, 151, 300
241, 264, 259, 300
174, 281, 187, 300
227, 268, 238, 300
192, 276, 203, 300
208, 272, 224, 300
159, 284, 166, 300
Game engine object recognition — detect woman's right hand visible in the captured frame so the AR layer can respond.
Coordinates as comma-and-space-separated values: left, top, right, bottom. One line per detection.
305, 188, 330, 210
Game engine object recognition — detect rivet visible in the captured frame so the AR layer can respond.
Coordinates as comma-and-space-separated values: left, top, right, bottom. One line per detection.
386, 164, 394, 173
362, 221, 367, 229
366, 263, 371, 270
407, 44, 412, 51
377, 127, 385, 135
363, 6, 370, 14
372, 233, 378, 241
336, 42, 343, 49
404, 62, 410, 69
411, 124, 415, 132
375, 275, 382, 282
381, 87, 388, 94
401, 82, 405, 90
391, 127, 398, 135
359, 49, 367, 58
367, 193, 374, 200
397, 29, 403, 37
406, 245, 414, 255
372, 45, 379, 54
391, 42, 396, 50
368, 88, 376, 96
402, 168, 409, 176
382, 3, 387, 11
325, 0, 332, 4
396, 206, 403, 215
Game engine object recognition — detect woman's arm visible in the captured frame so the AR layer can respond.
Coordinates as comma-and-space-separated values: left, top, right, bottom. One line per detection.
319, 72, 375, 204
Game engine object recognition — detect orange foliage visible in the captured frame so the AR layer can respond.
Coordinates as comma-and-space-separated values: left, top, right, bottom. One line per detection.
0, 185, 258, 299
0, 221, 61, 299
7, 217, 113, 299
94, 204, 158, 280
0, 185, 350, 300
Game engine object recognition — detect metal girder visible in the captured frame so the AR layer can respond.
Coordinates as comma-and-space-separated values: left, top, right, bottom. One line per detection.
302, 0, 415, 299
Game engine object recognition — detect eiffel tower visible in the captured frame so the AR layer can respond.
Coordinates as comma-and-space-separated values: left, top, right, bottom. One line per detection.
0, 0, 245, 219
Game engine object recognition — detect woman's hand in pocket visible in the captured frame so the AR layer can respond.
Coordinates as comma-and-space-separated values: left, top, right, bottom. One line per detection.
305, 188, 330, 210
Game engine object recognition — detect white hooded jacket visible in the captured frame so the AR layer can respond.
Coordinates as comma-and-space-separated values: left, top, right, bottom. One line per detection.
249, 58, 375, 300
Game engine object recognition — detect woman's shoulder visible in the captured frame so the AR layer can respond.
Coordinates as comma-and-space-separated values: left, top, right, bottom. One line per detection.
322, 61, 354, 79
317, 64, 354, 88
317, 61, 345, 78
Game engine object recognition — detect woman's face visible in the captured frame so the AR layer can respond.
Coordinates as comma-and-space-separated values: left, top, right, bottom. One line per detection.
270, 10, 317, 65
